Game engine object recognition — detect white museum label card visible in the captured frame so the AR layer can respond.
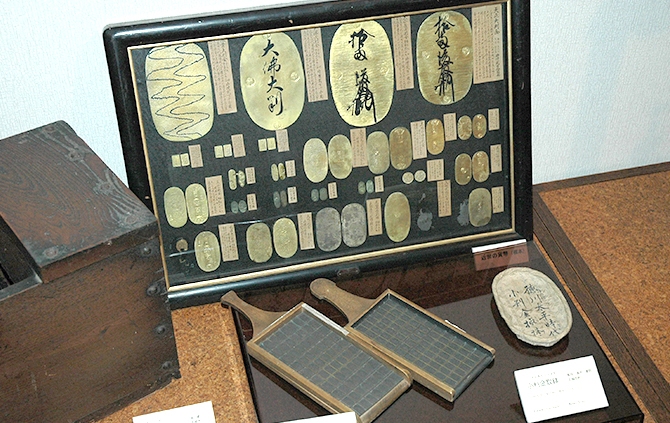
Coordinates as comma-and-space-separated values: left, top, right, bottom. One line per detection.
514, 356, 608, 423
282, 412, 357, 423
133, 401, 216, 423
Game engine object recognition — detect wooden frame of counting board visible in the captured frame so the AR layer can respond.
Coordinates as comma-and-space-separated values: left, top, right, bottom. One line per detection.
104, 0, 531, 307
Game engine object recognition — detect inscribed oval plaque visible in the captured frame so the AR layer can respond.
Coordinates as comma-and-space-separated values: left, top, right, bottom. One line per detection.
492, 267, 573, 347
455, 153, 472, 186
367, 131, 390, 175
240, 32, 305, 131
273, 218, 298, 259
426, 119, 445, 155
303, 138, 329, 183
328, 134, 353, 179
384, 192, 411, 242
330, 21, 394, 127
145, 43, 214, 141
185, 183, 209, 225
472, 151, 490, 183
389, 127, 412, 170
468, 188, 491, 227
417, 12, 473, 105
194, 231, 221, 272
341, 203, 367, 247
163, 186, 187, 228
246, 223, 273, 263
473, 114, 487, 139
316, 207, 342, 252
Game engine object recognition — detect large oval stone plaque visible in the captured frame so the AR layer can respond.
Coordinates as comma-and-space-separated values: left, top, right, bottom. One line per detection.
492, 267, 573, 347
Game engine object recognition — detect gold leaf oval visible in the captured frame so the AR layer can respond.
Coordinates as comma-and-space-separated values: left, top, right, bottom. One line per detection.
145, 43, 214, 141
240, 33, 305, 131
330, 21, 394, 127
417, 12, 473, 105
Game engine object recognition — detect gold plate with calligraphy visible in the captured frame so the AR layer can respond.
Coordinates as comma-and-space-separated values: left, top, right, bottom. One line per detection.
104, 0, 531, 306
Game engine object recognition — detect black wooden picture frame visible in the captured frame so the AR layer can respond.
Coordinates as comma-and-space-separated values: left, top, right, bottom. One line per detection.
104, 0, 531, 307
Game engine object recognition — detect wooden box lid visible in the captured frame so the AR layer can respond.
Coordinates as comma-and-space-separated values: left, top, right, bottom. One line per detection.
0, 121, 158, 283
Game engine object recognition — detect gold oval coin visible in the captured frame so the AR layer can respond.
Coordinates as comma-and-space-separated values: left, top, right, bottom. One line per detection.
145, 43, 214, 141
271, 163, 279, 182
389, 126, 412, 170
426, 119, 445, 155
246, 223, 273, 263
455, 153, 472, 185
185, 183, 209, 224
194, 231, 221, 272
367, 131, 390, 175
228, 169, 238, 190
472, 151, 490, 183
273, 218, 298, 259
303, 138, 329, 183
163, 186, 187, 228
278, 163, 286, 180
384, 192, 411, 243
237, 170, 246, 187
417, 11, 473, 105
458, 115, 472, 140
473, 114, 487, 139
341, 203, 367, 248
240, 32, 305, 131
328, 134, 353, 179
330, 20, 394, 127
315, 207, 342, 252
469, 188, 492, 227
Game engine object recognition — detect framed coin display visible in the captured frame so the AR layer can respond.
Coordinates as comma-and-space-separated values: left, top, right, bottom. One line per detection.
104, 0, 531, 307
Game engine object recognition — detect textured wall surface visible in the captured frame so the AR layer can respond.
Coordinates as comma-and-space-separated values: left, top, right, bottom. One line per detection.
0, 0, 668, 185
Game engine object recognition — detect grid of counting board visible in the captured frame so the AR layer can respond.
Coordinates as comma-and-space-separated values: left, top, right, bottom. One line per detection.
258, 308, 405, 416
352, 294, 492, 392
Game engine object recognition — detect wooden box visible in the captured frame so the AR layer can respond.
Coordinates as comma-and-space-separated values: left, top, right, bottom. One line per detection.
0, 121, 180, 422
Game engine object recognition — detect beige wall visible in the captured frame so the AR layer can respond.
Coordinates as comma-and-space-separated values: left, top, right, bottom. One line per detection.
0, 0, 668, 184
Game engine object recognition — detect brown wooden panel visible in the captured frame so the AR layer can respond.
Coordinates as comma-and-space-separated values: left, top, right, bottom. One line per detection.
0, 238, 179, 423
0, 121, 157, 283
533, 188, 670, 422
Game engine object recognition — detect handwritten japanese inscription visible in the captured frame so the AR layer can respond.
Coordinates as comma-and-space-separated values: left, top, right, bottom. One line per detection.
240, 33, 305, 131
492, 267, 573, 347
330, 21, 394, 127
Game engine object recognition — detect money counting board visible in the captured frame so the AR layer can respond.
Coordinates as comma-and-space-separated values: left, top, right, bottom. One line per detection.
310, 278, 495, 401
104, 0, 531, 305
220, 291, 411, 423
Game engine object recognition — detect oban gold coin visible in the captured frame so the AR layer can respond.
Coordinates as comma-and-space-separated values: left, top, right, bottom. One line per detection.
194, 231, 221, 272
316, 207, 342, 252
426, 119, 445, 155
469, 188, 492, 227
341, 203, 367, 247
367, 131, 390, 175
417, 11, 473, 105
328, 134, 353, 179
384, 192, 411, 242
473, 114, 487, 139
330, 20, 394, 127
303, 138, 329, 183
145, 43, 213, 141
163, 186, 187, 228
273, 218, 298, 259
455, 153, 472, 186
185, 183, 209, 224
458, 115, 472, 140
240, 32, 305, 131
389, 127, 412, 170
247, 223, 273, 263
472, 151, 490, 183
